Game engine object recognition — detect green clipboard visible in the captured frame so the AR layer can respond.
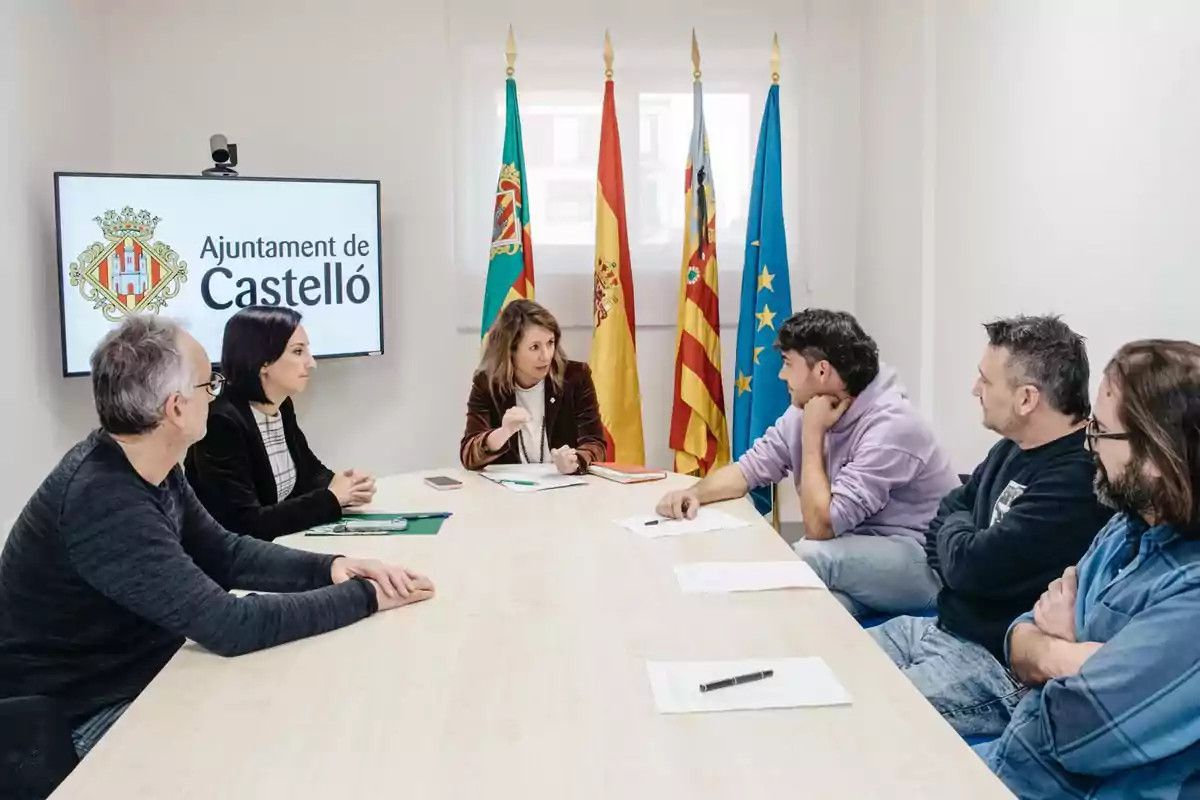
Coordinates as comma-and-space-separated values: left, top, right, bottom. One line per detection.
304, 512, 450, 536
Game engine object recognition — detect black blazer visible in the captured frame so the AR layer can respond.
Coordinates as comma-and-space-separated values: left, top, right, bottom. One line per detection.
185, 396, 341, 541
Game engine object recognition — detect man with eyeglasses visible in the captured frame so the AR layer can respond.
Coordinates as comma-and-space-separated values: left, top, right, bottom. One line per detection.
871, 316, 1112, 738
979, 339, 1200, 798
0, 316, 434, 765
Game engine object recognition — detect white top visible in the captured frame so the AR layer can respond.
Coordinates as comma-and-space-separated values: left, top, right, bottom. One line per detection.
250, 405, 296, 502
514, 379, 547, 463
49, 471, 1014, 800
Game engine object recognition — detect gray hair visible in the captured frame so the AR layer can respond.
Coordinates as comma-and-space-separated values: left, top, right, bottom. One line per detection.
983, 314, 1091, 422
90, 316, 194, 435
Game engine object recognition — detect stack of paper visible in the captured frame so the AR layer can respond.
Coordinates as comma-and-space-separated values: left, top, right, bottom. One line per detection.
673, 561, 826, 593
616, 508, 751, 538
480, 464, 587, 493
645, 658, 851, 714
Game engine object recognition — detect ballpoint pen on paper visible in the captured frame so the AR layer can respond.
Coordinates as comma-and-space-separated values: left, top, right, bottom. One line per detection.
699, 669, 775, 693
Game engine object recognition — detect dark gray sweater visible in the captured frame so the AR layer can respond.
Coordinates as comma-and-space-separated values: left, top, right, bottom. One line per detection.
0, 430, 377, 725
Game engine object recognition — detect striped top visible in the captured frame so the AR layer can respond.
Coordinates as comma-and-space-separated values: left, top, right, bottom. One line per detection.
251, 406, 296, 502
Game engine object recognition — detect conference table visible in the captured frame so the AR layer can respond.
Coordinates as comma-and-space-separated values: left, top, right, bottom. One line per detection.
51, 469, 1014, 799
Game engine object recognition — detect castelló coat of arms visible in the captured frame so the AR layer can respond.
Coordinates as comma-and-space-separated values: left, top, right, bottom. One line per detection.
68, 207, 188, 322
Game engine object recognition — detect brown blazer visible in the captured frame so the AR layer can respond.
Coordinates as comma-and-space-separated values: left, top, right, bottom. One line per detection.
460, 360, 607, 472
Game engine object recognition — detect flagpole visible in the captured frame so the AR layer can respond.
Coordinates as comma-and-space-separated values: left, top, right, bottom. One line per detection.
770, 33, 782, 535
506, 24, 517, 76
771, 484, 781, 532
692, 28, 701, 81
771, 32, 780, 84
604, 29, 613, 78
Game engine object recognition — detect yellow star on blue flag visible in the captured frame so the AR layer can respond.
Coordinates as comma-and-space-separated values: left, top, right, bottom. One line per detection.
735, 371, 752, 396
733, 83, 793, 515
758, 265, 775, 292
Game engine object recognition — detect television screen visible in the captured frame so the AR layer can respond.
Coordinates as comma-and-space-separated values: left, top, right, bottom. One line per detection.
55, 172, 383, 376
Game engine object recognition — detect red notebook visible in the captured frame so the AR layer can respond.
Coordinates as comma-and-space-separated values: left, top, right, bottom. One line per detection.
589, 462, 668, 484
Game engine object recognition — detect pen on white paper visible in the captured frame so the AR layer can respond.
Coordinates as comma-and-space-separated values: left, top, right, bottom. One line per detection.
645, 658, 851, 714
617, 508, 751, 538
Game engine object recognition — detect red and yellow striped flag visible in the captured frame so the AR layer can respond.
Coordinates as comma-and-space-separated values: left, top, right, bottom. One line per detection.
589, 40, 645, 464
670, 69, 729, 476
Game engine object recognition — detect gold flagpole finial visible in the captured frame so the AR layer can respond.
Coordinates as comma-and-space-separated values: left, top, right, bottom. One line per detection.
604, 29, 614, 79
505, 25, 517, 77
691, 29, 701, 81
771, 33, 780, 84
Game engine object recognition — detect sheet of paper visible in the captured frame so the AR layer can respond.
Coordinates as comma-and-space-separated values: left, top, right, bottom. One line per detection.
617, 508, 752, 538
645, 658, 851, 714
674, 561, 826, 593
481, 465, 587, 493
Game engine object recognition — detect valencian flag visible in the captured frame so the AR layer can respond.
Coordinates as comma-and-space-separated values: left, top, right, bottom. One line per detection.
670, 33, 729, 476
481, 26, 535, 336
589, 32, 646, 463
733, 64, 793, 515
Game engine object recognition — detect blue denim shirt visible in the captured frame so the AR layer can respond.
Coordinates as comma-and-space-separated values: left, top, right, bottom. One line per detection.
976, 513, 1200, 799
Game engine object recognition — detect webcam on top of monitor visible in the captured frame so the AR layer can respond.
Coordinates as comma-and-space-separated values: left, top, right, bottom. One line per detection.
202, 134, 239, 177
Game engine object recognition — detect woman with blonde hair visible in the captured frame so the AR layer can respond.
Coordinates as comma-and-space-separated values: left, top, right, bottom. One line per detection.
461, 300, 605, 474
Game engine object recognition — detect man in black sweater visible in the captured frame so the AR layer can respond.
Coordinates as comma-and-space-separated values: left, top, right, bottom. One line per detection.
0, 316, 434, 760
870, 316, 1111, 738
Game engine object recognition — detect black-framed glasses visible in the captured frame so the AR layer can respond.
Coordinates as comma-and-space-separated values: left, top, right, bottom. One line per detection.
195, 372, 226, 398
1085, 416, 1130, 451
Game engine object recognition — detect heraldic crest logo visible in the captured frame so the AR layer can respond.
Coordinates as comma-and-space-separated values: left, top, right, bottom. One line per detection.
68, 206, 188, 322
490, 163, 523, 257
593, 258, 621, 326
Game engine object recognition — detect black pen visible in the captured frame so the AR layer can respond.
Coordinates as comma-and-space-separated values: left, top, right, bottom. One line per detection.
644, 519, 661, 526
699, 669, 774, 693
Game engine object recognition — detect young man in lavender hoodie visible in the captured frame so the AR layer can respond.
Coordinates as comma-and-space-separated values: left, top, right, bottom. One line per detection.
657, 309, 958, 616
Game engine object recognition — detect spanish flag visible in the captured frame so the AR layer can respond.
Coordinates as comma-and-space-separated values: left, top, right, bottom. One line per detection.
481, 27, 534, 335
589, 34, 645, 464
669, 41, 729, 476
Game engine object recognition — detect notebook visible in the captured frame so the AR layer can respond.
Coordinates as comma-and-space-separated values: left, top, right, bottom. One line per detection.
589, 462, 668, 484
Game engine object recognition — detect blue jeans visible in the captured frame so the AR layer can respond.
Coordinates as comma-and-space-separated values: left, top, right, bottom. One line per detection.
71, 700, 131, 758
793, 534, 940, 617
871, 615, 1026, 738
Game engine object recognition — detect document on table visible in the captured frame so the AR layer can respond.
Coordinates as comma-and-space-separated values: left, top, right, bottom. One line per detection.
617, 507, 751, 538
645, 658, 851, 714
674, 561, 826, 593
480, 464, 587, 493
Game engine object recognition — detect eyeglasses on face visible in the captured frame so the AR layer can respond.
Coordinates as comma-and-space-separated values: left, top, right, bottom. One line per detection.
1085, 416, 1129, 451
194, 372, 226, 398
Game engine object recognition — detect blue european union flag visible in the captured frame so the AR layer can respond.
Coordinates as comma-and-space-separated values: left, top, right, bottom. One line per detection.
733, 84, 793, 515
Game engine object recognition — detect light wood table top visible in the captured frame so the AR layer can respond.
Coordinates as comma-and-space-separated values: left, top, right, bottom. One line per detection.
52, 470, 1013, 799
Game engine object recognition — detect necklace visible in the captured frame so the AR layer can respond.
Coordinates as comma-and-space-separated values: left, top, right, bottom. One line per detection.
518, 416, 547, 464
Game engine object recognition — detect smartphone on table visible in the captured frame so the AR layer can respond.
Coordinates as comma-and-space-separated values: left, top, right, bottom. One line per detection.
424, 475, 463, 491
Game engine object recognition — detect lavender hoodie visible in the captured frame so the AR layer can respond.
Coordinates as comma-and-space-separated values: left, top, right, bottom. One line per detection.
737, 366, 958, 542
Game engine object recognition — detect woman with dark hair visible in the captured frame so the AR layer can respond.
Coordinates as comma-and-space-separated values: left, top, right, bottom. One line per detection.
186, 306, 375, 540
460, 299, 605, 474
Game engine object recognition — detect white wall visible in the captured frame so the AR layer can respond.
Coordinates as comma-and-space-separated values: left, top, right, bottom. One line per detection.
82, 0, 463, 492
857, 0, 927, 409
933, 0, 1200, 468
860, 0, 1200, 471
0, 1, 110, 519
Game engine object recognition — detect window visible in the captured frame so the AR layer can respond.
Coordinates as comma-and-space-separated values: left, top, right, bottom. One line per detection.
637, 92, 751, 248
495, 90, 601, 247
454, 44, 791, 330
485, 88, 752, 263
